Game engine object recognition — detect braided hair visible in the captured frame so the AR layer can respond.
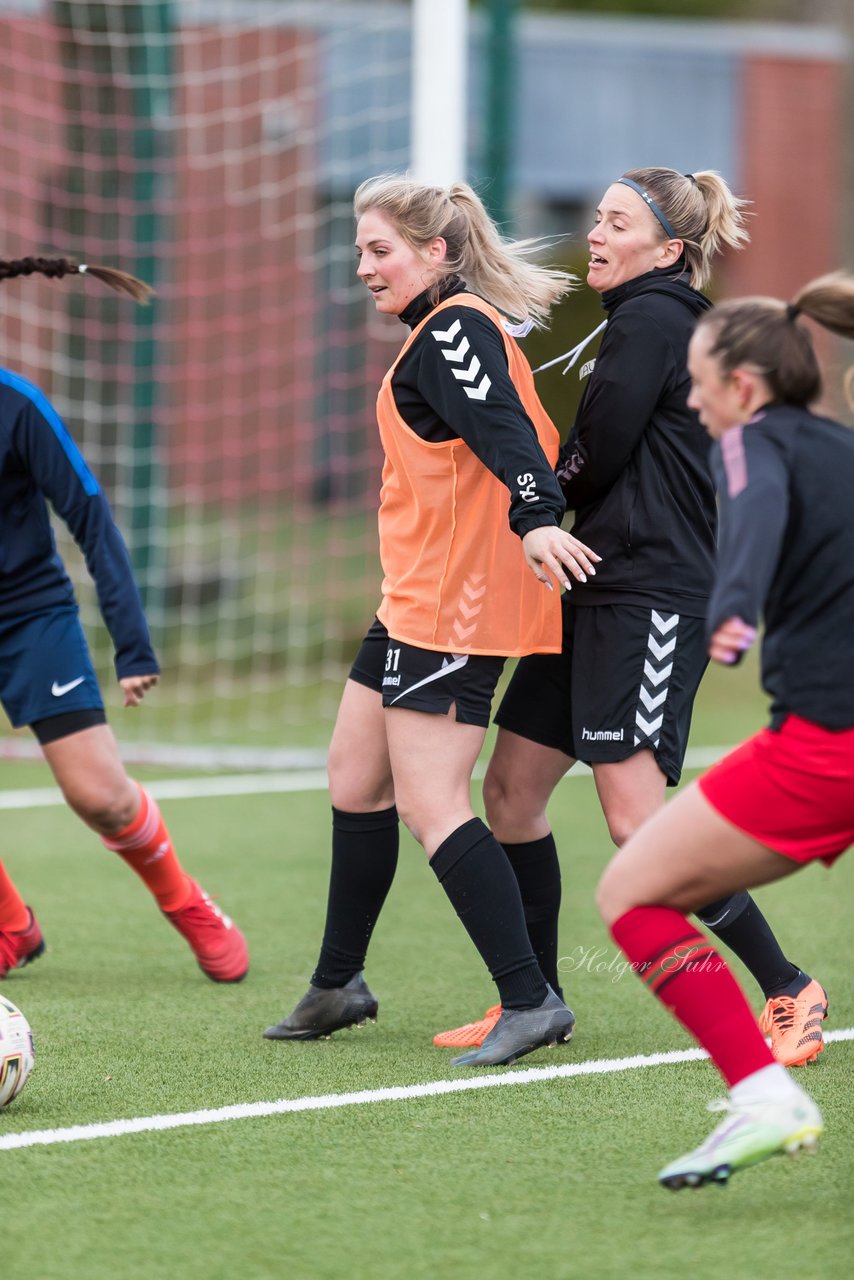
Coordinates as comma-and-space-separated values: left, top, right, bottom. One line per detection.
0, 256, 153, 303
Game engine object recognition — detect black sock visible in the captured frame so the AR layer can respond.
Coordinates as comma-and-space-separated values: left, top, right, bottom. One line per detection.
311, 806, 399, 988
696, 891, 805, 999
502, 835, 563, 998
430, 817, 548, 1010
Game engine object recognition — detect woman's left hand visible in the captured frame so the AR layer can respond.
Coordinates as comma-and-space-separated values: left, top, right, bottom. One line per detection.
522, 526, 601, 591
708, 616, 757, 665
120, 673, 160, 707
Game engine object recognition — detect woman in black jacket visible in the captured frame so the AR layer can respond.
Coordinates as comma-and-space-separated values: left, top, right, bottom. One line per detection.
438, 168, 824, 1068
597, 271, 854, 1187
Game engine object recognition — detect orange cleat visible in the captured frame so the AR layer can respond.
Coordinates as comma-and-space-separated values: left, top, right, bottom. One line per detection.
759, 979, 828, 1067
163, 881, 248, 983
0, 908, 45, 981
432, 1003, 502, 1048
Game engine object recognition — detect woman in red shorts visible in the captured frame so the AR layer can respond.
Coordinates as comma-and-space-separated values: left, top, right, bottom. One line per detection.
596, 271, 854, 1188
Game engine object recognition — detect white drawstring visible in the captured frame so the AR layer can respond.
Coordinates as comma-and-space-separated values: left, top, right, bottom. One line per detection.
502, 316, 535, 338
532, 319, 607, 375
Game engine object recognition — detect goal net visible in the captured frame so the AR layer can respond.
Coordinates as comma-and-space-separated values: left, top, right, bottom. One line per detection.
0, 0, 416, 763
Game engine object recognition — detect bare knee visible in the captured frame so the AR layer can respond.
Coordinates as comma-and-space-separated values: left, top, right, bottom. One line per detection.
482, 759, 512, 828
327, 750, 394, 813
602, 808, 639, 850
482, 758, 546, 836
393, 799, 425, 849
65, 775, 140, 836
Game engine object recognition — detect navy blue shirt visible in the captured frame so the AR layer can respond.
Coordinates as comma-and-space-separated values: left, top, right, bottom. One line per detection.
710, 403, 854, 729
0, 368, 159, 678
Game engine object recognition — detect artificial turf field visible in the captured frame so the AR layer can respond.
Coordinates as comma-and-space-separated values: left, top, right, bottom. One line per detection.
1, 654, 852, 1280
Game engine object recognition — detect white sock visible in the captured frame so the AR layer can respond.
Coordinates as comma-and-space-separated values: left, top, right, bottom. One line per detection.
730, 1063, 803, 1107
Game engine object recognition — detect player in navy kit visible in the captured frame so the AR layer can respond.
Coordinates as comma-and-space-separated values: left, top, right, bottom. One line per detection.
0, 256, 247, 984
598, 271, 854, 1187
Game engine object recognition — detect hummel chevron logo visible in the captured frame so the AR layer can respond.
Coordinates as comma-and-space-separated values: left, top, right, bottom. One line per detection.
432, 319, 462, 344
432, 319, 492, 400
643, 659, 673, 687
635, 712, 664, 738
442, 335, 471, 364
634, 611, 680, 747
463, 375, 491, 401
648, 634, 677, 662
452, 619, 478, 642
51, 676, 85, 697
651, 611, 679, 634
452, 355, 482, 383
638, 685, 668, 713
448, 575, 485, 648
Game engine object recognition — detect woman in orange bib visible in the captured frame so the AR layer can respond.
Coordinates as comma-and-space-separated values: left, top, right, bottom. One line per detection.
264, 175, 598, 1064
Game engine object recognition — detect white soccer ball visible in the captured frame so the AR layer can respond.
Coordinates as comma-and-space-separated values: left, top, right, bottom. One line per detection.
0, 993, 35, 1107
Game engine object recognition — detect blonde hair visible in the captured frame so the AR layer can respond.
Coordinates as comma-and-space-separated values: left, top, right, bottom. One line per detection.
622, 167, 750, 290
354, 174, 575, 328
696, 271, 854, 406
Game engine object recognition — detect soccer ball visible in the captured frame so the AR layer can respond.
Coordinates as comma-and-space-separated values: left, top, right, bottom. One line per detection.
0, 993, 35, 1107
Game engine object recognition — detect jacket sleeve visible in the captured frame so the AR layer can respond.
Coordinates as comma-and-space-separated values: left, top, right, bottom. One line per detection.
13, 395, 160, 679
414, 306, 566, 537
556, 307, 676, 508
707, 426, 790, 639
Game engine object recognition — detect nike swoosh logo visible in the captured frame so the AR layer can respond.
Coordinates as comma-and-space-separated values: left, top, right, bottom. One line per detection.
51, 677, 86, 697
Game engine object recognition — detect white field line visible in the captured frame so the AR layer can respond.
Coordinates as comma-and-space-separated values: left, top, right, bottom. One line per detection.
0, 746, 732, 810
2, 1029, 852, 1153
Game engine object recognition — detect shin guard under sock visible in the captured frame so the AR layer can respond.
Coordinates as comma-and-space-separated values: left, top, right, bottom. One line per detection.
312, 805, 399, 988
102, 784, 192, 912
502, 834, 562, 997
611, 905, 775, 1087
697, 892, 803, 999
431, 818, 547, 1010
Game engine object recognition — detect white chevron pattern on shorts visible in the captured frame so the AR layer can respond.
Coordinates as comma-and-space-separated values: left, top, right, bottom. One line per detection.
634, 611, 680, 748
432, 319, 492, 400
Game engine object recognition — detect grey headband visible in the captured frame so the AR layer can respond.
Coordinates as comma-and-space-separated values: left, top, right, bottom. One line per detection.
617, 177, 678, 240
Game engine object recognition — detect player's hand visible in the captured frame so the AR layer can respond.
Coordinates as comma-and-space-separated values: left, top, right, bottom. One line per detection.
709, 616, 757, 665
120, 673, 160, 707
522, 526, 601, 592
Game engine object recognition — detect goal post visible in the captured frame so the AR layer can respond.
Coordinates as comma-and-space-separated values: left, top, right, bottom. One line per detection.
411, 0, 468, 186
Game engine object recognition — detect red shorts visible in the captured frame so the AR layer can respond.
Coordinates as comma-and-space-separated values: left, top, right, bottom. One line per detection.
699, 714, 854, 867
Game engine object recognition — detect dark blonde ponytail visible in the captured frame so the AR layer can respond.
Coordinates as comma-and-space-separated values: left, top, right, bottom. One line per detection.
697, 271, 854, 406
0, 256, 153, 303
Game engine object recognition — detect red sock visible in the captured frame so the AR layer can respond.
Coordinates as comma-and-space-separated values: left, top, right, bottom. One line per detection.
0, 859, 30, 933
102, 784, 193, 913
611, 905, 774, 1088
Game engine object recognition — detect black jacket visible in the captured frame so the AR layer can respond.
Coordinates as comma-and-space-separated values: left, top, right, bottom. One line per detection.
710, 403, 854, 730
556, 267, 715, 616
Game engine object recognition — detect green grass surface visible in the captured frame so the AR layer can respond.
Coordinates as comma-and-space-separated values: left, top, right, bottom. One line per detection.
2, 657, 852, 1279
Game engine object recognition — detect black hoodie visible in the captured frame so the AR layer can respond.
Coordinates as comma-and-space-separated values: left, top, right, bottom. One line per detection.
557, 267, 715, 616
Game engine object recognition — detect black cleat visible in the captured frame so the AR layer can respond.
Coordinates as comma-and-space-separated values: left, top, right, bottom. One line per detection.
450, 986, 575, 1067
263, 972, 378, 1041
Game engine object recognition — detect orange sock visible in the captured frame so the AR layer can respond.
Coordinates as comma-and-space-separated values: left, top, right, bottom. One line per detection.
101, 784, 193, 913
0, 859, 30, 933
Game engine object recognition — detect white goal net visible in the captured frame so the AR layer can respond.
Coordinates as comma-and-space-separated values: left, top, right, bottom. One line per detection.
0, 0, 419, 761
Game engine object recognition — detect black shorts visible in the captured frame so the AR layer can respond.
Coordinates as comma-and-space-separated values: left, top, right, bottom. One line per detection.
494, 599, 708, 785
349, 617, 506, 729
